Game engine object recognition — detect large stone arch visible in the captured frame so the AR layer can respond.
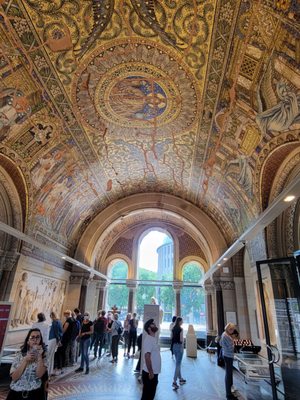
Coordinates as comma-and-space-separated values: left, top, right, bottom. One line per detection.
265, 147, 300, 258
75, 193, 227, 275
104, 255, 131, 278
178, 256, 208, 279
0, 154, 27, 300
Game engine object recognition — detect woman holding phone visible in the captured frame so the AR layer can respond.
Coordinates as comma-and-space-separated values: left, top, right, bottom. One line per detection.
6, 328, 47, 399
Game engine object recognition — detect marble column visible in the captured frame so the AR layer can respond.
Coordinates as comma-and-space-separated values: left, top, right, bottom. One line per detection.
126, 280, 137, 313
204, 281, 215, 343
213, 280, 224, 336
173, 281, 183, 316
67, 273, 84, 311
0, 252, 20, 301
97, 280, 108, 311
220, 280, 237, 330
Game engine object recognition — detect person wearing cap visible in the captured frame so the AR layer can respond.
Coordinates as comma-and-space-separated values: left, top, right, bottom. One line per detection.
141, 319, 161, 400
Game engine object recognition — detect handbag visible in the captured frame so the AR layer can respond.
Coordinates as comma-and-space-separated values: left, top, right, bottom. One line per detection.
117, 325, 123, 335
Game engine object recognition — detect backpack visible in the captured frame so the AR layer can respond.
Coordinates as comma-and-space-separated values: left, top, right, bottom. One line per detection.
72, 318, 81, 340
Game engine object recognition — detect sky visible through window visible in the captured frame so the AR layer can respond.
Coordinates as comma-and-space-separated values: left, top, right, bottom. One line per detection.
138, 230, 169, 272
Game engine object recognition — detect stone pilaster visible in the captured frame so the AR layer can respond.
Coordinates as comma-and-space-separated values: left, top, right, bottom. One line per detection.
219, 279, 238, 331
213, 279, 224, 336
66, 273, 85, 311
126, 279, 137, 313
173, 281, 183, 316
97, 280, 108, 311
204, 281, 215, 335
0, 252, 20, 301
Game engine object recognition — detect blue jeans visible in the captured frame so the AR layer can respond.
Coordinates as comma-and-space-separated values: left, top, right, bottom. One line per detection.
80, 338, 91, 369
93, 332, 105, 357
224, 356, 233, 397
173, 343, 183, 382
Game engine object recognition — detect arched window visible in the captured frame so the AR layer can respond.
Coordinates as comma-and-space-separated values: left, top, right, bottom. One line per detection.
181, 261, 206, 336
106, 259, 129, 320
136, 229, 175, 329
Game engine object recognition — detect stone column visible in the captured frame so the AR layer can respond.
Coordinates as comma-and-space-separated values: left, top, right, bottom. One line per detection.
126, 280, 137, 313
204, 281, 216, 342
0, 253, 20, 301
67, 274, 84, 312
97, 280, 108, 311
213, 280, 224, 336
220, 280, 237, 330
83, 276, 99, 316
173, 281, 183, 316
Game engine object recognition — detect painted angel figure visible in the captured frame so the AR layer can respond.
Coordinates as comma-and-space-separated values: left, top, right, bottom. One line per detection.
256, 80, 300, 135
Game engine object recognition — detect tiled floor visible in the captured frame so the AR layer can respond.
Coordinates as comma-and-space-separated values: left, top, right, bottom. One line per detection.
0, 349, 278, 400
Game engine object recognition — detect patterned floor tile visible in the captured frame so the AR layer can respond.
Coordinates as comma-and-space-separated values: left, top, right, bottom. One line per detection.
0, 350, 276, 400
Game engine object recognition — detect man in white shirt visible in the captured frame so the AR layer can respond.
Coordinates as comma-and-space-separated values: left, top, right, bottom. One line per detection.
141, 319, 161, 400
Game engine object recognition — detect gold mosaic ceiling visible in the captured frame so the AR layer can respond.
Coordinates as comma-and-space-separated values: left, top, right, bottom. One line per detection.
0, 0, 299, 253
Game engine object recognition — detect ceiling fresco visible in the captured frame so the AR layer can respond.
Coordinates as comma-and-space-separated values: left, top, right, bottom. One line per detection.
0, 0, 299, 258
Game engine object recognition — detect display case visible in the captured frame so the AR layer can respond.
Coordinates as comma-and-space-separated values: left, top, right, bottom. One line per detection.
234, 353, 281, 383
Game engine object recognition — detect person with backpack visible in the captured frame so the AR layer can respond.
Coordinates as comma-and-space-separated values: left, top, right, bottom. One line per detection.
61, 310, 76, 368
73, 308, 83, 362
110, 313, 123, 363
75, 312, 93, 374
128, 312, 138, 357
93, 310, 107, 359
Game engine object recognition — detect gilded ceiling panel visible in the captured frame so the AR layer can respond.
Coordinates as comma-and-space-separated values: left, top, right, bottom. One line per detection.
0, 0, 299, 255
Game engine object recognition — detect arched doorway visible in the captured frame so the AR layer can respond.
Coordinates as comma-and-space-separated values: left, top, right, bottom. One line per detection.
106, 259, 129, 320
136, 228, 175, 334
181, 261, 206, 337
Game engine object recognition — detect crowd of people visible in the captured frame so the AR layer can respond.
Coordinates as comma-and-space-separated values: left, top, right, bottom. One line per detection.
5, 305, 236, 400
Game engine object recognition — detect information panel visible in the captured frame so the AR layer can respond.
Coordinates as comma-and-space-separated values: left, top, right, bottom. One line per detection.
0, 302, 12, 365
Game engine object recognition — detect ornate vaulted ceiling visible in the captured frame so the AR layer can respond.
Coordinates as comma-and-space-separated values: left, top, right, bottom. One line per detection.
0, 0, 299, 259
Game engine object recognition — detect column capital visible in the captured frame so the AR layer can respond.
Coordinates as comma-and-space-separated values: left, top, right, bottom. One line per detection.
0, 252, 20, 272
96, 279, 109, 289
212, 280, 222, 291
172, 280, 183, 291
212, 279, 235, 291
220, 280, 235, 290
126, 279, 138, 289
204, 279, 214, 293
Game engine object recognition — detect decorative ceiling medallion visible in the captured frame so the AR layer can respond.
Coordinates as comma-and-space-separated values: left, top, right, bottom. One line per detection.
95, 65, 179, 128
73, 39, 199, 135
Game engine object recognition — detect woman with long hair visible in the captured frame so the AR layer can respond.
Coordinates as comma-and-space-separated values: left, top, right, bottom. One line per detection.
171, 317, 186, 390
220, 323, 238, 400
6, 328, 47, 400
75, 311, 93, 374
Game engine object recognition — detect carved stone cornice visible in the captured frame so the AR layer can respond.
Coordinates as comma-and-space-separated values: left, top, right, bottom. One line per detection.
69, 274, 84, 285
